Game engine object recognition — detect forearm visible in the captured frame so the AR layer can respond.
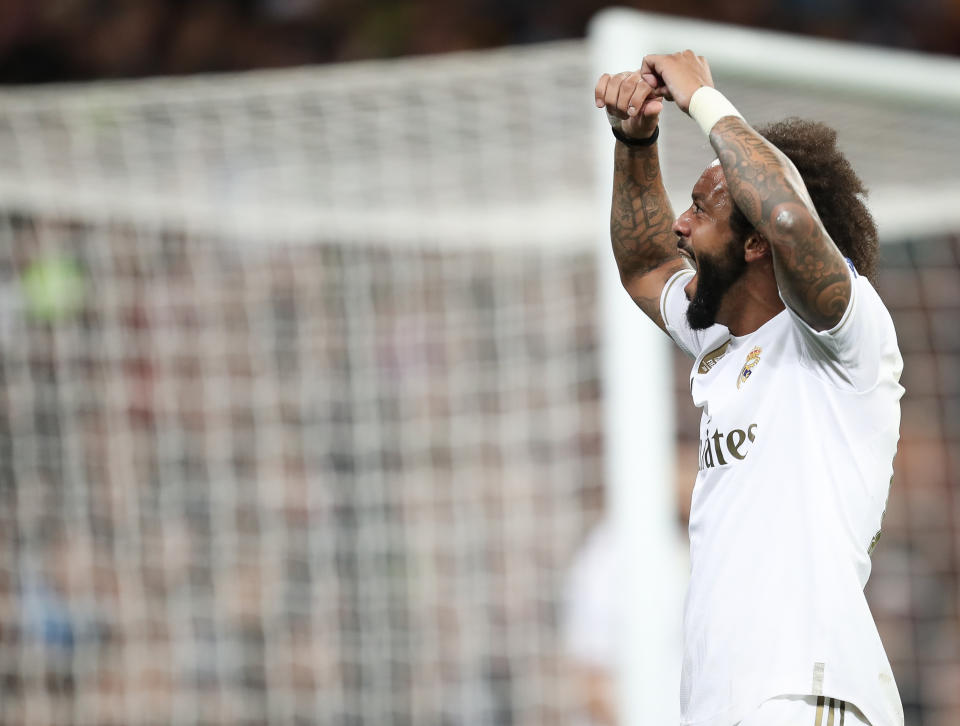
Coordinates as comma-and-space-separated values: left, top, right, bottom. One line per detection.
610, 140, 679, 284
708, 115, 850, 328
636, 51, 852, 329
708, 116, 815, 237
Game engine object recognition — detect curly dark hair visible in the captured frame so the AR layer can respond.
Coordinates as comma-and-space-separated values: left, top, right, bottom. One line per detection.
728, 118, 879, 285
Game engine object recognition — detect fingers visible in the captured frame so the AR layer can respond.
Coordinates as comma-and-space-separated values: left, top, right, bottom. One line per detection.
624, 79, 652, 116
594, 74, 611, 108
642, 51, 715, 105
640, 54, 666, 84
594, 71, 655, 117
596, 50, 712, 116
604, 72, 629, 111
698, 56, 714, 87
641, 98, 663, 119
639, 55, 674, 101
595, 72, 630, 109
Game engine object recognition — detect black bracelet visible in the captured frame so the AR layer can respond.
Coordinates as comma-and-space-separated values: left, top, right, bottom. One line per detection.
612, 124, 659, 147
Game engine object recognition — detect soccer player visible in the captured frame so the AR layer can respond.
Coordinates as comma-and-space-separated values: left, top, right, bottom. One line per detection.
594, 52, 905, 726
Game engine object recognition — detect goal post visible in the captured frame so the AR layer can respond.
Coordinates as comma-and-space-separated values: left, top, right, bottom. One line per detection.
588, 18, 684, 726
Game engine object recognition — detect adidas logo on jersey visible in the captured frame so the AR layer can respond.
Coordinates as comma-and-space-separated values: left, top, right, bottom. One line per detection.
698, 423, 758, 470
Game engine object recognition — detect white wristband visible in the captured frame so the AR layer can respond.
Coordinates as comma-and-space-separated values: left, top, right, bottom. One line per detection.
688, 86, 744, 137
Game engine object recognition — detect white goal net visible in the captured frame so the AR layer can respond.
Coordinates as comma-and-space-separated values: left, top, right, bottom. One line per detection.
0, 43, 604, 726
0, 11, 958, 726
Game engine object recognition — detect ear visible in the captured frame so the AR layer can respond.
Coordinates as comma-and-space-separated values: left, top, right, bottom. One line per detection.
743, 233, 770, 263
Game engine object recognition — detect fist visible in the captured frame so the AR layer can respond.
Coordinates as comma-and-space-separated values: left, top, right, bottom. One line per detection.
594, 71, 662, 141
639, 50, 714, 113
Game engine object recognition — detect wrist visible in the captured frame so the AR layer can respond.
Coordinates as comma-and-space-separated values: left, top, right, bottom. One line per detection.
687, 86, 744, 137
612, 125, 659, 148
607, 109, 658, 146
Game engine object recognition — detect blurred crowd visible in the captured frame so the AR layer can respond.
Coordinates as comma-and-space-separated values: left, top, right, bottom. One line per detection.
0, 216, 607, 725
0, 0, 959, 84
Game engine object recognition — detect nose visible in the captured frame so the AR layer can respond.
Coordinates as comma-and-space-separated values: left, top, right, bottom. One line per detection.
672, 211, 690, 238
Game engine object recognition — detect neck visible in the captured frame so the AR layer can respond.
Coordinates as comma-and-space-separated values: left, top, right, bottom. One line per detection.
716, 267, 785, 337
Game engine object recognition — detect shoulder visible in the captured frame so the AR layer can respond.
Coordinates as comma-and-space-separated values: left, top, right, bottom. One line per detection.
786, 270, 902, 391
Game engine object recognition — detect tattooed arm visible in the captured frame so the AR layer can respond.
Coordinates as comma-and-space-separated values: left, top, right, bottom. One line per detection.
637, 50, 851, 331
610, 139, 690, 330
708, 117, 851, 331
596, 72, 690, 332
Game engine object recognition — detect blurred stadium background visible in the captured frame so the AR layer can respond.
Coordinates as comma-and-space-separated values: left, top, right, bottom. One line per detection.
0, 2, 958, 726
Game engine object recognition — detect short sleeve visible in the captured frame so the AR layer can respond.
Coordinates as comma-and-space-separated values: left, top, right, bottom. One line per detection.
660, 269, 713, 359
785, 268, 903, 391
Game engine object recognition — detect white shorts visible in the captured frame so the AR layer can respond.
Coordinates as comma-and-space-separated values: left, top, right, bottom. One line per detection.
736, 695, 870, 726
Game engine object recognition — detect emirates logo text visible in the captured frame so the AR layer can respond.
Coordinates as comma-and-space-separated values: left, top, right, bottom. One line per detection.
699, 424, 758, 470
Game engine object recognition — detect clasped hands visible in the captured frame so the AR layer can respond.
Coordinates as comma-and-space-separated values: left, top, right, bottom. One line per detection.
595, 50, 715, 140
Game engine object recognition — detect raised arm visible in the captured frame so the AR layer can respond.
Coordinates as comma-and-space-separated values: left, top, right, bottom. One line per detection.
707, 117, 850, 331
595, 72, 690, 331
639, 51, 851, 331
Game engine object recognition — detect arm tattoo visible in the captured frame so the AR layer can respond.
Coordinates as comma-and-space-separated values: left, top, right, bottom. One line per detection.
610, 143, 683, 321
710, 116, 851, 331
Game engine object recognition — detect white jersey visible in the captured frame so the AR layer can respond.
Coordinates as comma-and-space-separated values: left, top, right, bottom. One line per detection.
659, 266, 905, 726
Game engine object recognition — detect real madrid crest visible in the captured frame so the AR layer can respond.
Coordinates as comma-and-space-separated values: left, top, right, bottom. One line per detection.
737, 346, 762, 389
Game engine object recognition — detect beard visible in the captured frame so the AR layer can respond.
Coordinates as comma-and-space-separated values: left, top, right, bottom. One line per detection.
685, 238, 748, 330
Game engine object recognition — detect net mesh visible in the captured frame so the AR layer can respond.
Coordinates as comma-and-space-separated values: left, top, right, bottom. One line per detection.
868, 235, 960, 726
0, 221, 604, 726
0, 34, 957, 726
0, 42, 604, 726
0, 44, 593, 249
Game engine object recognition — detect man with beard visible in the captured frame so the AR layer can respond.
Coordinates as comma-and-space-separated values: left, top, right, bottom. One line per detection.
594, 52, 905, 726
